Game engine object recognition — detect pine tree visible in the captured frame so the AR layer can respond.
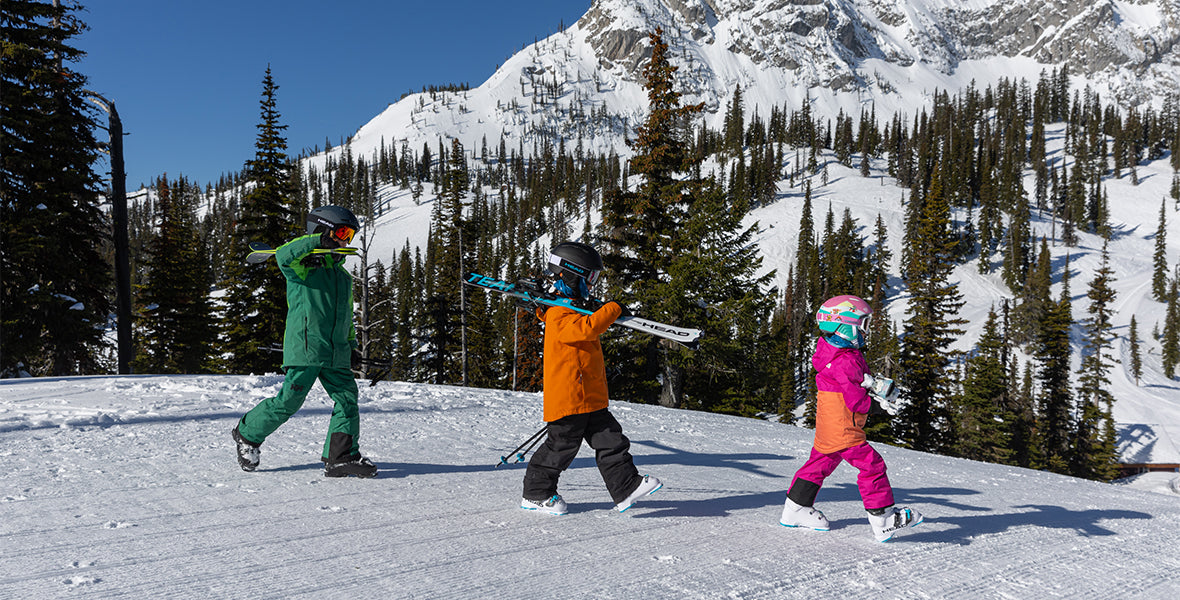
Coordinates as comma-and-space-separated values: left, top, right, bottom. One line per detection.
1072, 241, 1119, 480
1002, 192, 1032, 293
723, 86, 744, 158
420, 138, 470, 384
132, 177, 217, 373
1011, 238, 1052, 346
600, 28, 705, 407
1129, 315, 1142, 386
896, 165, 966, 453
955, 307, 1011, 463
1007, 357, 1038, 469
1153, 197, 1168, 302
1036, 256, 1074, 474
1163, 269, 1180, 378
221, 67, 300, 374
2, 0, 112, 375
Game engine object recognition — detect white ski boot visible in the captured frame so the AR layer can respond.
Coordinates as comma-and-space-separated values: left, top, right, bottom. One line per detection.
867, 505, 923, 542
521, 494, 568, 515
616, 475, 662, 513
780, 498, 830, 531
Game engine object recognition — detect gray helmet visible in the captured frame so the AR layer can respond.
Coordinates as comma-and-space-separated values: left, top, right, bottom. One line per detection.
547, 241, 602, 299
307, 205, 359, 243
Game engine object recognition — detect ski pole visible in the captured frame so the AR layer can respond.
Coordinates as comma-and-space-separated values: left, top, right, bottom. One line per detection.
496, 425, 547, 468
512, 428, 548, 464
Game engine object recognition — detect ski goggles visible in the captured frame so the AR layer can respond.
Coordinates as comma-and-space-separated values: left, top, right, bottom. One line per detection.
549, 257, 601, 288
333, 225, 356, 244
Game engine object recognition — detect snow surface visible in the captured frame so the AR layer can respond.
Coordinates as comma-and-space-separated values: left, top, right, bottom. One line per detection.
1, 374, 1178, 599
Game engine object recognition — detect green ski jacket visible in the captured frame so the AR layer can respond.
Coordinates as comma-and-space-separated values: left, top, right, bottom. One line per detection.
276, 234, 357, 368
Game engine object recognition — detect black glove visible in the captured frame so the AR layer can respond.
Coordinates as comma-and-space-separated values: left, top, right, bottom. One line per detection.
573, 297, 605, 311
351, 349, 362, 369
614, 302, 633, 317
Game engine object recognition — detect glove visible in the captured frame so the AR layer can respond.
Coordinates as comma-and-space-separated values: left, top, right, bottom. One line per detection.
861, 374, 900, 415
573, 297, 605, 311
351, 349, 363, 370
613, 302, 633, 317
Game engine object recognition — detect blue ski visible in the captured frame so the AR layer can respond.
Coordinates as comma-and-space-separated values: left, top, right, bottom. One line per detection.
463, 272, 702, 349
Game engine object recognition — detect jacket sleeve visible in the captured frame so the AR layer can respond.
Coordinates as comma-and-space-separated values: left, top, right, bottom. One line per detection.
835, 352, 873, 414
275, 234, 322, 281
551, 302, 621, 343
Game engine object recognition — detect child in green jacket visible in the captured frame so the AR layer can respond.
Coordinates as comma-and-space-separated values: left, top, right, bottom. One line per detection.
232, 205, 377, 478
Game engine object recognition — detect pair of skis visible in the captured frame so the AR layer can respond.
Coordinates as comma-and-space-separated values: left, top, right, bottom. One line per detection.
245, 242, 357, 264
463, 272, 703, 349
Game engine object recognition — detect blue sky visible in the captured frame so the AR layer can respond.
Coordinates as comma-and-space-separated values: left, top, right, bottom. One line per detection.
76, 1, 590, 190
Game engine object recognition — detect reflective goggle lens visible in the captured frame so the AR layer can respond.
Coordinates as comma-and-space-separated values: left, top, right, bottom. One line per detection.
586, 270, 600, 287
334, 225, 355, 243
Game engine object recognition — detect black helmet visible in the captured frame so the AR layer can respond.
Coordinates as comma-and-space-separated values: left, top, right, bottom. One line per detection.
548, 241, 602, 299
307, 205, 360, 244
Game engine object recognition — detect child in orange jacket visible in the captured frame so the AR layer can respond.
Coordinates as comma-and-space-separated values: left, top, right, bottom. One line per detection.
780, 295, 922, 542
520, 241, 661, 515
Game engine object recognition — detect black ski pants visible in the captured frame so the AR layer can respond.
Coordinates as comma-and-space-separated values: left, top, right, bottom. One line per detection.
523, 408, 641, 505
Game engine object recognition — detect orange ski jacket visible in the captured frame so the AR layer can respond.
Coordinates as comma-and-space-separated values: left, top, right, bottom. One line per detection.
811, 336, 872, 454
538, 301, 622, 422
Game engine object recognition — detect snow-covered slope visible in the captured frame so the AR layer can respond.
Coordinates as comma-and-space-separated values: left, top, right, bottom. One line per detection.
1, 374, 1178, 598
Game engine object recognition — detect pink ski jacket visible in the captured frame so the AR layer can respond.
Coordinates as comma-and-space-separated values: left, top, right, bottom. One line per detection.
811, 336, 872, 454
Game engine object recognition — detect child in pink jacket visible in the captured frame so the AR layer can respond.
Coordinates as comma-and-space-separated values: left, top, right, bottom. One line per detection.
779, 295, 923, 542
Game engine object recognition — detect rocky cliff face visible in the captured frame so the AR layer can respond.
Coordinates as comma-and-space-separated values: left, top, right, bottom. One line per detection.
576, 0, 1179, 104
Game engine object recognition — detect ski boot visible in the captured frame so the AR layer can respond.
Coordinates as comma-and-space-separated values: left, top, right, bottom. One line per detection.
867, 505, 923, 542
520, 494, 569, 515
616, 475, 662, 513
780, 498, 830, 530
231, 426, 260, 472
324, 456, 378, 478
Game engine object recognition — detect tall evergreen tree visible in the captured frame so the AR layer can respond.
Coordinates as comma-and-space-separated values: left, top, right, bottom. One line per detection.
221, 67, 300, 374
1162, 268, 1180, 379
1152, 197, 1168, 302
600, 28, 705, 408
1129, 315, 1142, 386
419, 138, 470, 384
896, 165, 966, 453
2, 0, 112, 375
132, 177, 217, 373
1036, 256, 1074, 474
1072, 241, 1119, 480
955, 307, 1011, 463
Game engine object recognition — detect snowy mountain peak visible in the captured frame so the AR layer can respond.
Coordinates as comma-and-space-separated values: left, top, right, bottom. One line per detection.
574, 0, 1179, 98
331, 0, 1177, 178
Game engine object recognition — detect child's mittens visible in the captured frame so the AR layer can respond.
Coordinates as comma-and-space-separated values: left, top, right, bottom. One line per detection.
861, 374, 900, 415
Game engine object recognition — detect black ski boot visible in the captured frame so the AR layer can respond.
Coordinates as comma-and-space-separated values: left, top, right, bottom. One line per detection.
324, 456, 377, 478
232, 426, 260, 472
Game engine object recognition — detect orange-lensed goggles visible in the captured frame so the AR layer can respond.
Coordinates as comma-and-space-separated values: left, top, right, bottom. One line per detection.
333, 225, 355, 243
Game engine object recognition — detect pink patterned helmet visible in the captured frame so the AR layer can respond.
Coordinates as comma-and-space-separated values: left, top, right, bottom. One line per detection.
815, 295, 872, 346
